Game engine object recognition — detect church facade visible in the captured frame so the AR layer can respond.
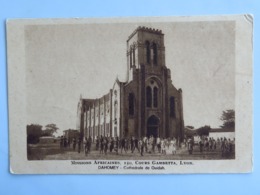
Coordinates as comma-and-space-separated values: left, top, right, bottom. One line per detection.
77, 27, 184, 140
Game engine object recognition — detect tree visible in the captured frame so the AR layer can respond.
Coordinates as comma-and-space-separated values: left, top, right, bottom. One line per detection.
186, 126, 194, 129
184, 126, 196, 137
196, 125, 211, 136
220, 109, 235, 129
42, 124, 59, 136
27, 124, 43, 144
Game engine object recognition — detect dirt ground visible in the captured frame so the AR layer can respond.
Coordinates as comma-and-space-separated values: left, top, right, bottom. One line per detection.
28, 142, 235, 160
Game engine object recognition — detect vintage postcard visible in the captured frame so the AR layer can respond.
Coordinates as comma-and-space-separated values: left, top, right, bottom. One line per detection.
7, 15, 253, 174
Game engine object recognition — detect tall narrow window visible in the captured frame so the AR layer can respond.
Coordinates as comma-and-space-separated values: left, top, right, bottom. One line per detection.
145, 41, 150, 64
170, 96, 175, 117
152, 43, 157, 65
114, 100, 118, 121
133, 48, 135, 66
129, 50, 132, 67
146, 86, 152, 107
128, 93, 134, 116
153, 87, 158, 107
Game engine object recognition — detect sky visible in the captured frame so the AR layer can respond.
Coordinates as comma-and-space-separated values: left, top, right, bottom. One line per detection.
25, 20, 235, 135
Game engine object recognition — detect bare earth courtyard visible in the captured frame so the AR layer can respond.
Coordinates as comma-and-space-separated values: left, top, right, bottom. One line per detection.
28, 143, 235, 161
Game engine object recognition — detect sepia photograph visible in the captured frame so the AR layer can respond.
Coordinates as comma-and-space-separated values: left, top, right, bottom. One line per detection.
7, 15, 252, 174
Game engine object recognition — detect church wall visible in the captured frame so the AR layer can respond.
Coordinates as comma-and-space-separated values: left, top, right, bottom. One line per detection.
99, 99, 105, 136
90, 107, 94, 138
85, 110, 90, 138
111, 82, 121, 137
94, 101, 99, 137
105, 97, 110, 136
123, 80, 139, 138
167, 80, 184, 140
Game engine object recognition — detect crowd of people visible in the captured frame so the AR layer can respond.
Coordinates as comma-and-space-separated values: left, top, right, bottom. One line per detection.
94, 135, 179, 156
184, 136, 235, 157
60, 135, 179, 156
59, 135, 235, 158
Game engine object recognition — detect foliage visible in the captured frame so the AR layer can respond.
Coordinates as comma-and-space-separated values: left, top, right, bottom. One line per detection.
220, 109, 235, 129
42, 124, 59, 136
186, 126, 194, 129
196, 125, 211, 136
27, 124, 43, 144
184, 126, 196, 138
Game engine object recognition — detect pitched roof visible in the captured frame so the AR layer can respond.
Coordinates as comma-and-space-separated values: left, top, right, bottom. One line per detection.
209, 128, 235, 133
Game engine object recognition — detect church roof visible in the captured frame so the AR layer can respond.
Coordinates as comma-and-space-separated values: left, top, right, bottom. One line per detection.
128, 26, 164, 41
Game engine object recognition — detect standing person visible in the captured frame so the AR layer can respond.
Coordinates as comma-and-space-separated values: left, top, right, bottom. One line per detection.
183, 138, 187, 148
64, 137, 67, 148
125, 138, 129, 152
199, 140, 204, 153
152, 137, 156, 153
221, 138, 225, 156
134, 137, 139, 153
161, 138, 166, 155
148, 136, 154, 153
104, 137, 108, 155
110, 137, 114, 153
130, 136, 135, 153
169, 138, 174, 155
72, 138, 76, 151
224, 138, 229, 155
169, 138, 174, 154
84, 137, 88, 156
228, 138, 233, 153
172, 138, 177, 155
96, 136, 100, 151
217, 138, 221, 149
157, 137, 161, 153
114, 137, 119, 155
187, 138, 193, 155
139, 137, 145, 156
213, 138, 217, 150
209, 138, 213, 151
85, 136, 92, 156
100, 136, 104, 154
67, 139, 70, 148
143, 136, 148, 153
60, 136, 64, 149
77, 138, 81, 153
205, 138, 209, 151
165, 138, 170, 154
120, 137, 126, 153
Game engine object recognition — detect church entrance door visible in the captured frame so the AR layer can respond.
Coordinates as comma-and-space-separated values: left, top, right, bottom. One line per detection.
147, 115, 159, 138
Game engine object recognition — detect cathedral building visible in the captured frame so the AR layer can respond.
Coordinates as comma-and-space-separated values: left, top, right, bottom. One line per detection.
77, 26, 184, 140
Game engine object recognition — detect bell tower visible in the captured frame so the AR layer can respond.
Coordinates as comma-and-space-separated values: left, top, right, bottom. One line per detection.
126, 26, 166, 81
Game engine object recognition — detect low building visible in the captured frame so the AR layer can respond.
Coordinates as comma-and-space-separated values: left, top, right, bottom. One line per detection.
39, 136, 54, 144
63, 129, 80, 141
209, 128, 235, 140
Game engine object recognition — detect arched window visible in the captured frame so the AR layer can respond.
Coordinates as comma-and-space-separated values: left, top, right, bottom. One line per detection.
145, 41, 150, 64
170, 96, 175, 117
128, 93, 134, 116
146, 86, 152, 107
153, 87, 158, 107
152, 43, 157, 65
